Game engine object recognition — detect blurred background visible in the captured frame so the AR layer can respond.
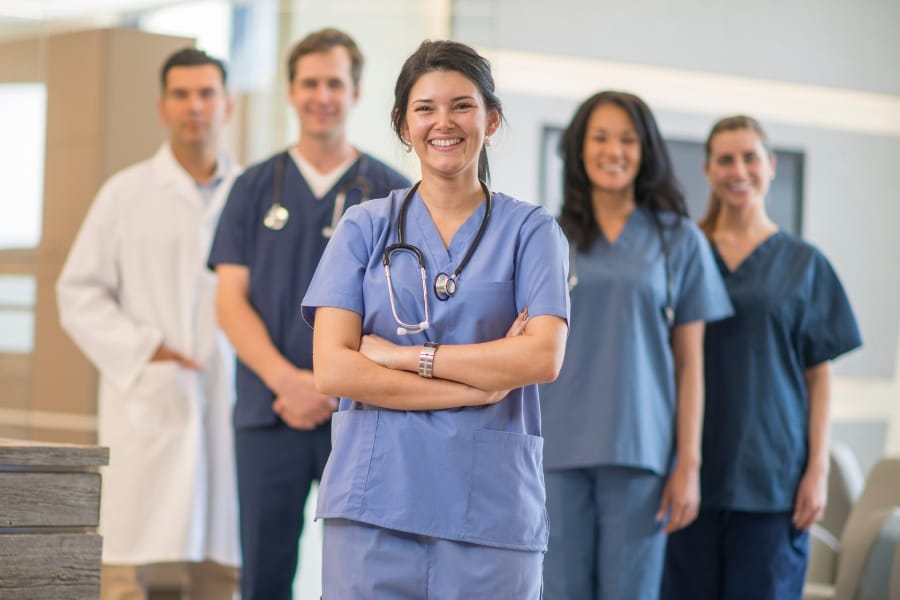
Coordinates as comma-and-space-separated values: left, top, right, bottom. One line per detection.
0, 1, 898, 597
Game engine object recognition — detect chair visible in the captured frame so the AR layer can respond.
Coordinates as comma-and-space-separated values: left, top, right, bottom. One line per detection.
804, 457, 900, 600
806, 442, 866, 585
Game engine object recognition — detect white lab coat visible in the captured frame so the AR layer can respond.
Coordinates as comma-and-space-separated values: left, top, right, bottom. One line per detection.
57, 143, 241, 566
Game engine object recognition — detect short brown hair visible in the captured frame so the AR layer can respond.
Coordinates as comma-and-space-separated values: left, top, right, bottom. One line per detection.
286, 28, 363, 86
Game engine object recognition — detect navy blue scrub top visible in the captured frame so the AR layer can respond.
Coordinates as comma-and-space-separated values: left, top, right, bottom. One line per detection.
301, 189, 570, 551
207, 151, 409, 428
701, 231, 861, 512
540, 208, 733, 474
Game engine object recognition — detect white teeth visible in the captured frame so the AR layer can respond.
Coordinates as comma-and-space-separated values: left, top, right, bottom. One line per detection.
600, 164, 624, 172
430, 138, 461, 147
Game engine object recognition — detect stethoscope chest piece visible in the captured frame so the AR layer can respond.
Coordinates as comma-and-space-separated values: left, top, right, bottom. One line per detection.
263, 205, 289, 230
433, 272, 457, 300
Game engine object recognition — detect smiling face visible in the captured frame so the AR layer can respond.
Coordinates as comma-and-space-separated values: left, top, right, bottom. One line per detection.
401, 69, 500, 182
705, 127, 776, 211
158, 64, 231, 150
581, 102, 642, 198
288, 46, 359, 142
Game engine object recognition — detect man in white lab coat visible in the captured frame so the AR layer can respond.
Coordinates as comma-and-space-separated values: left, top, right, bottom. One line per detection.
57, 48, 240, 599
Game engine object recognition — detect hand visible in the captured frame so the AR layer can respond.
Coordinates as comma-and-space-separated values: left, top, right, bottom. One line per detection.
151, 345, 201, 370
793, 466, 827, 531
506, 307, 528, 337
657, 463, 700, 534
271, 368, 338, 430
359, 334, 400, 369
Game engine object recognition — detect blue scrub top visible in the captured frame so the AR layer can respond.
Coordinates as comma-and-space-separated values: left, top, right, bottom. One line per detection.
301, 188, 570, 551
208, 151, 409, 428
701, 231, 861, 512
540, 208, 732, 474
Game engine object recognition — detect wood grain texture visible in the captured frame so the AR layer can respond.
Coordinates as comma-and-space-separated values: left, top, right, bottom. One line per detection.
0, 533, 101, 599
0, 472, 100, 527
0, 437, 108, 467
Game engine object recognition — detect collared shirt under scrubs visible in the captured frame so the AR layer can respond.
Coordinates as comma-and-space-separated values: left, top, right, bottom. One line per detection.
301, 187, 570, 551
208, 151, 408, 427
540, 207, 733, 474
701, 231, 862, 511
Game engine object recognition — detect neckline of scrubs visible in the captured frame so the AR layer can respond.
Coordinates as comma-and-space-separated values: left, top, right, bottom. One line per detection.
410, 190, 490, 267
289, 150, 364, 202
596, 206, 644, 248
712, 230, 782, 277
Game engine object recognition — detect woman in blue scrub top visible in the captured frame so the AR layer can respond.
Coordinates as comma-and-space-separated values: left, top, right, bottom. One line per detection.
540, 91, 732, 600
662, 115, 862, 600
301, 40, 570, 599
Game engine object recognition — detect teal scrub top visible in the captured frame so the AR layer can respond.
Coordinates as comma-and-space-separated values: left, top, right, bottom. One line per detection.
540, 208, 732, 474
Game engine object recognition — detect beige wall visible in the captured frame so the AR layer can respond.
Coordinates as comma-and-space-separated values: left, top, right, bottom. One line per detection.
0, 28, 192, 443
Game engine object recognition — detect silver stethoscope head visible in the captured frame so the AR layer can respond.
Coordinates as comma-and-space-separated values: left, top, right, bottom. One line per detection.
264, 152, 372, 237
263, 204, 289, 230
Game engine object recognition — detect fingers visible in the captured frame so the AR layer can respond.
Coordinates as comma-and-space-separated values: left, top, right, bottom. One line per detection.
656, 489, 670, 524
664, 499, 699, 534
793, 497, 823, 531
506, 307, 529, 337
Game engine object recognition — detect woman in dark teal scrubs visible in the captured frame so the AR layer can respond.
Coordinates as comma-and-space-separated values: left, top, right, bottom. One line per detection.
662, 115, 862, 600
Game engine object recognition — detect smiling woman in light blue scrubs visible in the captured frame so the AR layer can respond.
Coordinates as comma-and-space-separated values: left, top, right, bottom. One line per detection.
662, 115, 861, 600
540, 91, 732, 599
301, 40, 570, 599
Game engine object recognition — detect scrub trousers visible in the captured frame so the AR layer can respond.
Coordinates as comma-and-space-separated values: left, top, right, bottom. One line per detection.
322, 518, 544, 599
543, 465, 666, 600
661, 509, 809, 600
235, 421, 331, 600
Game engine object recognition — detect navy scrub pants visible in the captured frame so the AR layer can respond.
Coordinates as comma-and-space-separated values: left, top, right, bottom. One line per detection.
662, 509, 809, 600
235, 421, 331, 600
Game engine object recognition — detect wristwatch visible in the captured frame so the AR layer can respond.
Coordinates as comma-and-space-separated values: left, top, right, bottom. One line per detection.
418, 341, 439, 378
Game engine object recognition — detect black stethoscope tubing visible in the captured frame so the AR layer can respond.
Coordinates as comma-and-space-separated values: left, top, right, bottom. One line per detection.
383, 180, 492, 302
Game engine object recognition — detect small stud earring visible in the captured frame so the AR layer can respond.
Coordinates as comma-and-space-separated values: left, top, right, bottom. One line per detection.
484, 136, 492, 147
403, 140, 412, 154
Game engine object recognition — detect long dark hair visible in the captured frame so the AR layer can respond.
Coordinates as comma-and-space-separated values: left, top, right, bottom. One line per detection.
698, 115, 771, 238
391, 40, 503, 183
559, 91, 686, 250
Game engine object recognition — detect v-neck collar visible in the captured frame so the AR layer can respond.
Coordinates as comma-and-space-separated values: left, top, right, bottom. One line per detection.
598, 206, 644, 248
409, 190, 489, 269
712, 230, 782, 276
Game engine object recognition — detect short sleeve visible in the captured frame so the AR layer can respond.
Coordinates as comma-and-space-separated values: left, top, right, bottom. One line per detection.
514, 210, 570, 323
301, 205, 372, 327
799, 251, 862, 367
208, 172, 252, 270
673, 222, 733, 325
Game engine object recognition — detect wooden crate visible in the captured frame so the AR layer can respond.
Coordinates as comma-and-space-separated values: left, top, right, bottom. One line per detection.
0, 438, 108, 599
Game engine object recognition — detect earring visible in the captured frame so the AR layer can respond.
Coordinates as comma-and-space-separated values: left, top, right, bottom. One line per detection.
484, 136, 492, 147
402, 140, 412, 154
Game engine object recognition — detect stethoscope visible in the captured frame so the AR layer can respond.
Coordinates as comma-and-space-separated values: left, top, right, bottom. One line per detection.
382, 180, 492, 336
567, 209, 675, 329
263, 152, 372, 236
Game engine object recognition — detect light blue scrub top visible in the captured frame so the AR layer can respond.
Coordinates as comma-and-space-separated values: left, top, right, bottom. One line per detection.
301, 188, 570, 551
540, 208, 732, 474
701, 232, 862, 512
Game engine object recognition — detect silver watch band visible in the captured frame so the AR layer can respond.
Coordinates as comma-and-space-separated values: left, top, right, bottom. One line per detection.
418, 341, 439, 378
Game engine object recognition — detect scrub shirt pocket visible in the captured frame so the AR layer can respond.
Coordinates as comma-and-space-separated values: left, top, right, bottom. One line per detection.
465, 428, 548, 548
126, 362, 189, 429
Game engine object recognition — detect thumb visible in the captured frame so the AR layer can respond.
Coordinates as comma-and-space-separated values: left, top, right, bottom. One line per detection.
656, 489, 670, 522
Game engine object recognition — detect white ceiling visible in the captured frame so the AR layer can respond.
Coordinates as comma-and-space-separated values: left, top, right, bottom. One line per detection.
0, 0, 187, 21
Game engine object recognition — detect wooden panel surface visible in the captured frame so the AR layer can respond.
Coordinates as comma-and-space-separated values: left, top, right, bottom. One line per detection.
0, 472, 100, 527
0, 533, 101, 599
0, 437, 108, 467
